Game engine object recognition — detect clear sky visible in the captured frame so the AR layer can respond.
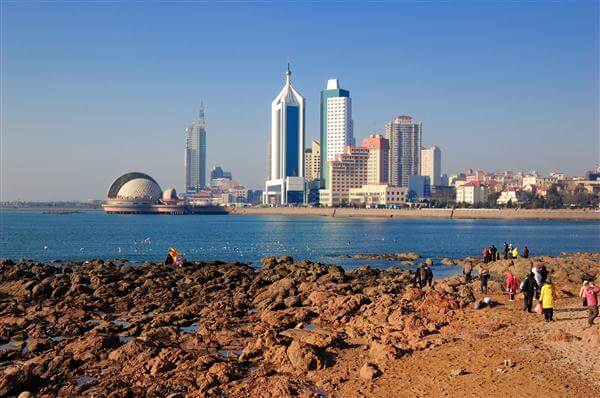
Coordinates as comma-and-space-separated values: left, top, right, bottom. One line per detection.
1, 1, 598, 201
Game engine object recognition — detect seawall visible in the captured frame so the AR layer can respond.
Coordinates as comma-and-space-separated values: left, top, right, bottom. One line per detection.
231, 207, 600, 221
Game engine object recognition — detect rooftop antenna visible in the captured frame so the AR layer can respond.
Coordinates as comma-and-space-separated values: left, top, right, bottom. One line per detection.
285, 61, 291, 84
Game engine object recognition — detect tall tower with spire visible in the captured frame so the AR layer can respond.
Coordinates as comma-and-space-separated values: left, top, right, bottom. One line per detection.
185, 102, 207, 192
264, 64, 306, 205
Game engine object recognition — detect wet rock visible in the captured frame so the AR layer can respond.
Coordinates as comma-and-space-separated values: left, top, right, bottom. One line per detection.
359, 362, 381, 380
26, 338, 52, 353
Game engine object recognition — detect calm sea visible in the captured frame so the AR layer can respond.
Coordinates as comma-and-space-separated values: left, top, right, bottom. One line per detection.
1, 211, 598, 279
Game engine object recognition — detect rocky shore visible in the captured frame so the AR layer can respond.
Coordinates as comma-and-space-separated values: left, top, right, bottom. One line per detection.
1, 253, 599, 397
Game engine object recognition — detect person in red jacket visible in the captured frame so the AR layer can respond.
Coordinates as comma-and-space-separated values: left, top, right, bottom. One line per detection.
583, 282, 600, 327
505, 271, 519, 301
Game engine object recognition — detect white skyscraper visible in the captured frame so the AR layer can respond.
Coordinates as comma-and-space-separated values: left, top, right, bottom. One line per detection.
185, 103, 207, 192
320, 79, 353, 188
264, 64, 306, 205
421, 146, 442, 186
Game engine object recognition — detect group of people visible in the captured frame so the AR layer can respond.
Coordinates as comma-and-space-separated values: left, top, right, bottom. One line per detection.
412, 264, 434, 289
462, 262, 491, 294
481, 243, 529, 263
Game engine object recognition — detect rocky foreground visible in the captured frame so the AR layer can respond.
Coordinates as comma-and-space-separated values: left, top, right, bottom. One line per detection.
0, 253, 599, 397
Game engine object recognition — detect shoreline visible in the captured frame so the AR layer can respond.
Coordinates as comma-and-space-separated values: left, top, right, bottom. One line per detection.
0, 253, 599, 397
232, 207, 600, 221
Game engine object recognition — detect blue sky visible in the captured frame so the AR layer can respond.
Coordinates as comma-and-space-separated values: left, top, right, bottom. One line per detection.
1, 1, 598, 200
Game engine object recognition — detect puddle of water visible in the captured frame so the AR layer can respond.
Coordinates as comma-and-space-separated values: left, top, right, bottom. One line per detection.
0, 339, 18, 350
179, 323, 199, 334
303, 323, 317, 331
85, 319, 101, 324
248, 309, 257, 314
51, 336, 66, 342
112, 320, 132, 328
119, 336, 134, 343
76, 377, 97, 386
218, 349, 242, 358
311, 386, 329, 398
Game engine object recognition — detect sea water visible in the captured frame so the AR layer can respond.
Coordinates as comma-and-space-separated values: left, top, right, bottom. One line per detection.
0, 211, 598, 279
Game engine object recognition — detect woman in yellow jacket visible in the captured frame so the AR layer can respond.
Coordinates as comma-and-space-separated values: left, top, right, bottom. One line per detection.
539, 278, 557, 322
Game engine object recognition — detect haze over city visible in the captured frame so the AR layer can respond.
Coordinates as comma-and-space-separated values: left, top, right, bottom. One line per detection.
1, 2, 598, 201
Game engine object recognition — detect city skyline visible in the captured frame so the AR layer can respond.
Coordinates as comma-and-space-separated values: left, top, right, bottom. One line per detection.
1, 2, 598, 201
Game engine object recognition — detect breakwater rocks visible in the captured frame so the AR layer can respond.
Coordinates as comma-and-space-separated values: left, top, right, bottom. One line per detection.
0, 253, 598, 397
0, 256, 472, 397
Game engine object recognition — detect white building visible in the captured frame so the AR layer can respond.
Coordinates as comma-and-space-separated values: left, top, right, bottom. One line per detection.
349, 185, 408, 208
420, 146, 441, 186
185, 103, 207, 192
497, 189, 527, 205
320, 79, 353, 189
455, 181, 489, 205
264, 64, 306, 205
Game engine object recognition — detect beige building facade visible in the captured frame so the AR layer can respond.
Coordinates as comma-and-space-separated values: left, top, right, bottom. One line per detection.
349, 185, 408, 208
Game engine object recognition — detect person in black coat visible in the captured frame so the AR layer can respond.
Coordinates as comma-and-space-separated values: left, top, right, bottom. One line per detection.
521, 272, 538, 312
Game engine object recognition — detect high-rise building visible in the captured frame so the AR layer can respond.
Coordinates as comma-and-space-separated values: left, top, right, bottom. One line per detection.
264, 64, 306, 205
185, 103, 207, 192
386, 116, 422, 187
319, 146, 369, 207
362, 134, 389, 185
320, 79, 353, 189
420, 146, 441, 186
304, 139, 321, 182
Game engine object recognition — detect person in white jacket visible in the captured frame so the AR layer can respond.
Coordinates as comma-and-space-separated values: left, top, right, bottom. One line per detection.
532, 266, 542, 299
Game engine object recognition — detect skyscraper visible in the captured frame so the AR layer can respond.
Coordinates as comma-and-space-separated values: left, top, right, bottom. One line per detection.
420, 146, 441, 186
304, 139, 321, 182
264, 64, 306, 205
386, 116, 422, 187
362, 134, 389, 185
185, 103, 207, 192
320, 79, 353, 188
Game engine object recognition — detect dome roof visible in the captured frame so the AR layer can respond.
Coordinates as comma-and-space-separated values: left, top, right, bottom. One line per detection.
107, 172, 161, 199
162, 188, 178, 202
116, 178, 162, 200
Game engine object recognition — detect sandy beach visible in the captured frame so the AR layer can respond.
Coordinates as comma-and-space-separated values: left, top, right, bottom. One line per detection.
1, 253, 599, 397
232, 207, 600, 221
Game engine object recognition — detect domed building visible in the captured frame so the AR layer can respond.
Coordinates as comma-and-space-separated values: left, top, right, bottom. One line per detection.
162, 188, 179, 203
102, 172, 227, 215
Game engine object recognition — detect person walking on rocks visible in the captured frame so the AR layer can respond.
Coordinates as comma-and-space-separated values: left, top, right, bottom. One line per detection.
505, 271, 519, 301
511, 246, 519, 259
483, 247, 490, 264
583, 281, 600, 327
423, 265, 434, 287
479, 267, 490, 295
532, 266, 543, 300
580, 281, 590, 307
463, 262, 473, 284
412, 269, 422, 289
520, 272, 538, 312
490, 245, 497, 262
503, 242, 509, 259
539, 265, 549, 286
522, 246, 529, 259
418, 265, 428, 288
539, 278, 557, 322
